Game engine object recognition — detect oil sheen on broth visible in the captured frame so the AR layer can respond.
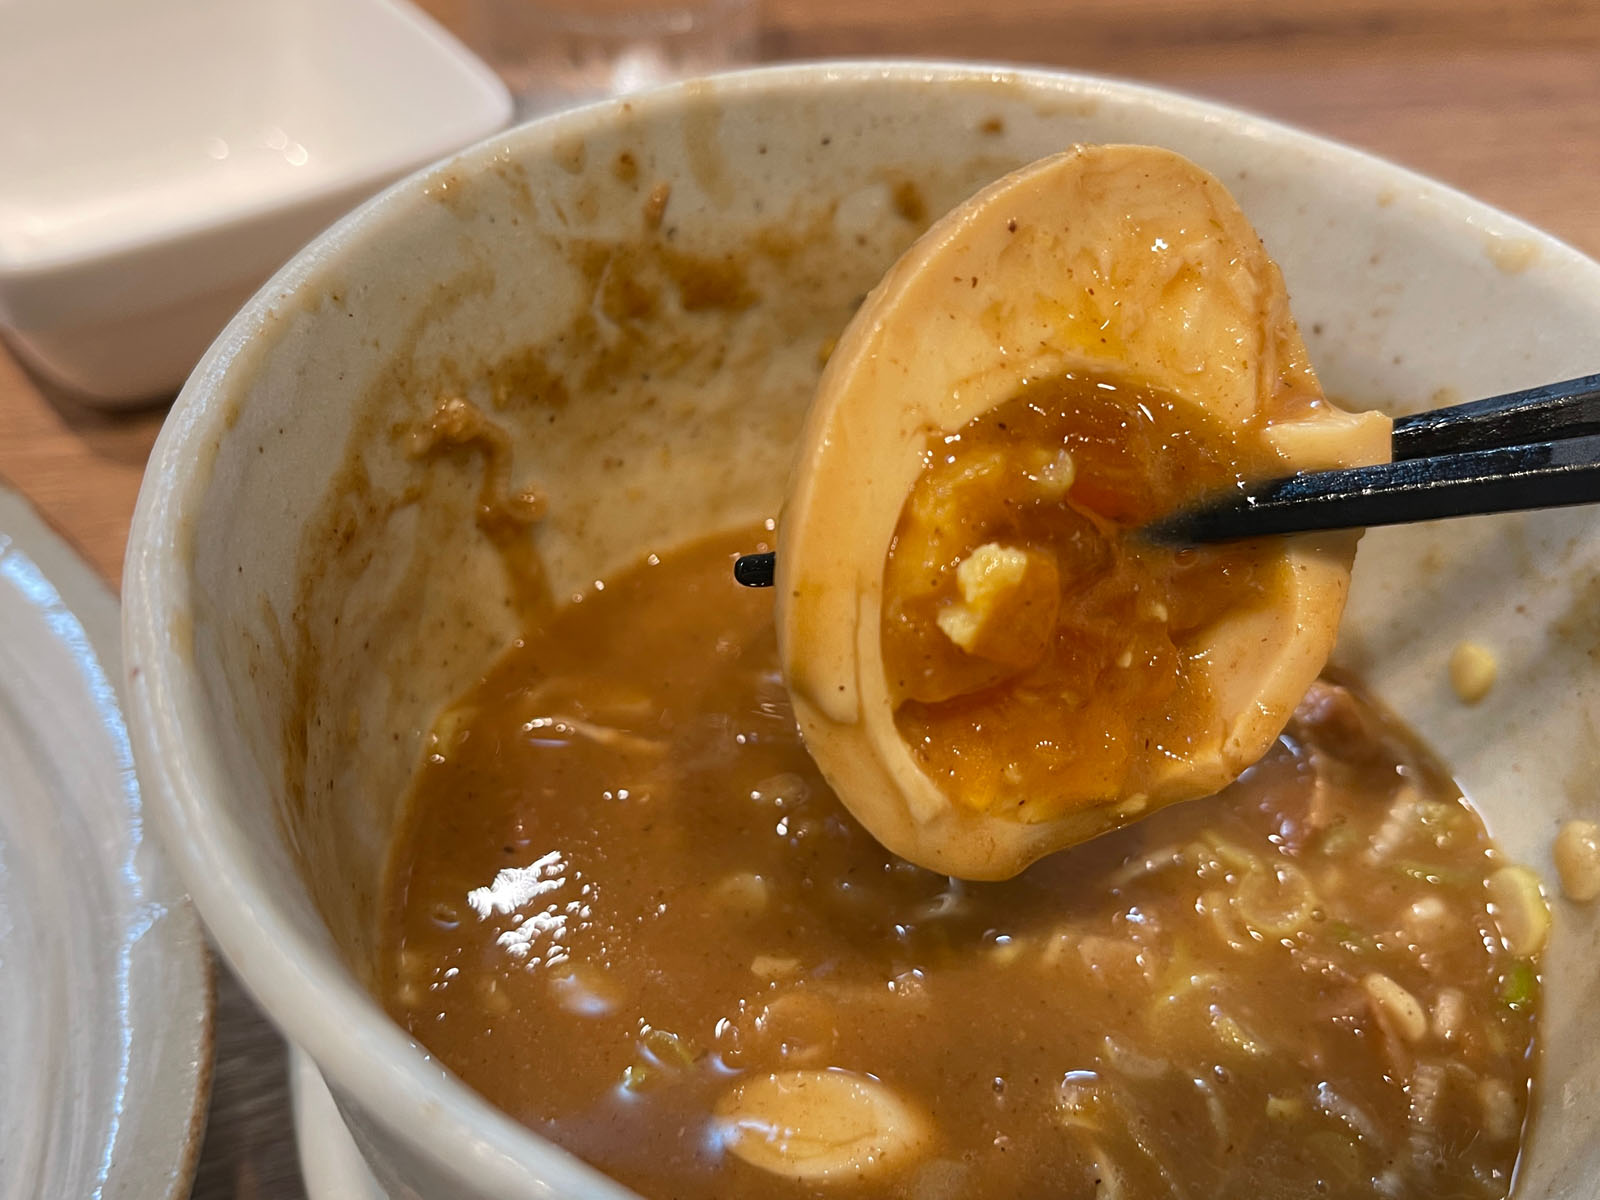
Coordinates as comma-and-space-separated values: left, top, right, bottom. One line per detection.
382, 525, 1538, 1199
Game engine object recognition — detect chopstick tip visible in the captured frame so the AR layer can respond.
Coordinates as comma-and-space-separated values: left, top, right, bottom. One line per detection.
734, 551, 776, 587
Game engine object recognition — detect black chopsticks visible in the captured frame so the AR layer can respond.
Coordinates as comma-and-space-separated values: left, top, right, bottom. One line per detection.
1390, 373, 1600, 460
733, 373, 1600, 584
734, 553, 776, 587
1147, 373, 1600, 544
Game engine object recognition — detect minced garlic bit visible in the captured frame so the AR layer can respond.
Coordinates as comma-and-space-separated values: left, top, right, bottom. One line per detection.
715, 1069, 930, 1181
1552, 819, 1600, 902
1485, 865, 1550, 957
1023, 447, 1076, 498
1361, 972, 1428, 1042
751, 955, 802, 979
1431, 987, 1469, 1043
1478, 1077, 1522, 1142
1448, 641, 1497, 704
935, 542, 1060, 668
712, 871, 772, 918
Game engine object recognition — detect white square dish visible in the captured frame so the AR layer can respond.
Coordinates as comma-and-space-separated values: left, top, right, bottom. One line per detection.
0, 0, 510, 405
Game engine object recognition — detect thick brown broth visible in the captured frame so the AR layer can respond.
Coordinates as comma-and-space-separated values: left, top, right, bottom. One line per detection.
382, 526, 1538, 1199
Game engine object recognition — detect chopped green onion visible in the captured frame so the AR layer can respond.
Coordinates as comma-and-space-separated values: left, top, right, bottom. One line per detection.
1208, 1008, 1268, 1057
622, 1025, 702, 1092
621, 1064, 657, 1091
1396, 861, 1468, 887
1200, 832, 1259, 874
1415, 800, 1466, 846
1499, 961, 1539, 1013
1235, 864, 1318, 937
1417, 800, 1459, 823
1328, 920, 1372, 953
641, 1026, 701, 1068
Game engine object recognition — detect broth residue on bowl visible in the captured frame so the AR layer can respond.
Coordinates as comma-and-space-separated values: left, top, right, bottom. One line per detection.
381, 524, 1541, 1200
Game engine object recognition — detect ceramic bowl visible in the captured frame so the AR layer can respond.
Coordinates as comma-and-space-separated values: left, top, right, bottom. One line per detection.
123, 62, 1600, 1198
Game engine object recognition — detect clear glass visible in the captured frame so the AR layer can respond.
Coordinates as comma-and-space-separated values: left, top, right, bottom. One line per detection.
466, 0, 761, 119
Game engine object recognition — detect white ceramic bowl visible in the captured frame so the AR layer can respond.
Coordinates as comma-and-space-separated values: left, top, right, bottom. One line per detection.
123, 63, 1600, 1199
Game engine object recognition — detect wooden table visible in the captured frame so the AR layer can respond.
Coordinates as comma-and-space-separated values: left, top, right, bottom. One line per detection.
4, 3, 1593, 1196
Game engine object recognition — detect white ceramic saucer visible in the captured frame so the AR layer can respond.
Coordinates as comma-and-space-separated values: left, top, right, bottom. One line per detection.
0, 485, 212, 1198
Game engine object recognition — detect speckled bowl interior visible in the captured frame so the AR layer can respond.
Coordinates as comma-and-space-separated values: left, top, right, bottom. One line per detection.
125, 63, 1600, 1198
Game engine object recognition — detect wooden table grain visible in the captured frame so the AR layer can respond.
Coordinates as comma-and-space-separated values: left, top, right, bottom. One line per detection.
5, 4, 1593, 1197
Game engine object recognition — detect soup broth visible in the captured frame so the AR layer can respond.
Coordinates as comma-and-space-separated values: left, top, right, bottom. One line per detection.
381, 525, 1539, 1199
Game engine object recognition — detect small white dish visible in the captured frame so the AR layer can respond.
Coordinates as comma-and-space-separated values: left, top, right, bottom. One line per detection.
0, 485, 212, 1198
0, 0, 511, 405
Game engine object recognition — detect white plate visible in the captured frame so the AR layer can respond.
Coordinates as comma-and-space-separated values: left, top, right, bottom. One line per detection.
0, 486, 212, 1199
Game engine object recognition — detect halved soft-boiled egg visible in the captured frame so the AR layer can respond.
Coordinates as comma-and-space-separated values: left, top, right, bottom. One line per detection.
776, 144, 1391, 880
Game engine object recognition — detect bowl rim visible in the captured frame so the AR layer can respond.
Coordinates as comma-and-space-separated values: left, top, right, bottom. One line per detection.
121, 58, 1600, 1196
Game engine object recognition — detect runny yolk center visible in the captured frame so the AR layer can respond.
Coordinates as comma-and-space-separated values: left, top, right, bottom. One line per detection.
880, 371, 1285, 820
